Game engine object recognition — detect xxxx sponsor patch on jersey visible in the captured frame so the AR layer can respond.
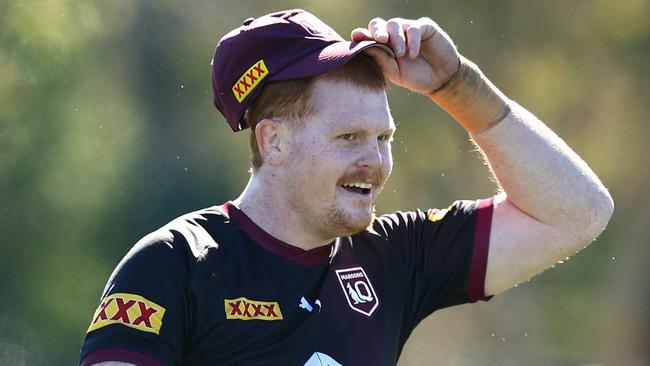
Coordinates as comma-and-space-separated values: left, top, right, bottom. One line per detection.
224, 297, 283, 321
87, 293, 166, 334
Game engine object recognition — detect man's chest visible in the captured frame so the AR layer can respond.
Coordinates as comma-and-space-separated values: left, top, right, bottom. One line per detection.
184, 248, 404, 366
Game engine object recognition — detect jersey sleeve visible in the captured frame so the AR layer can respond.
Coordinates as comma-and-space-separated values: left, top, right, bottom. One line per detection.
373, 197, 494, 327
80, 229, 190, 366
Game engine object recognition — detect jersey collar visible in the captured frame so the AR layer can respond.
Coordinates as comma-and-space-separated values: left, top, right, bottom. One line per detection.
220, 201, 335, 266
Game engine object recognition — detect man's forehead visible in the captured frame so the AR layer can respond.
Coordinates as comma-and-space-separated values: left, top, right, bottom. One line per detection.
309, 79, 394, 131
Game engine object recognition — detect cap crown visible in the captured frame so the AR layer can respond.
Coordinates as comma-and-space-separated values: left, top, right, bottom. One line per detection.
211, 9, 347, 131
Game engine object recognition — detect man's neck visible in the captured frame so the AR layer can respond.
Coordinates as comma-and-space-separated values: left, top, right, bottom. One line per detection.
236, 175, 334, 251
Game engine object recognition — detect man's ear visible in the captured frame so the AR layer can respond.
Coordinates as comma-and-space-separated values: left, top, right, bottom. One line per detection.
254, 118, 284, 167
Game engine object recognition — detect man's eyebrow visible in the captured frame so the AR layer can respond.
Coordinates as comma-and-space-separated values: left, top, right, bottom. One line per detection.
382, 126, 396, 137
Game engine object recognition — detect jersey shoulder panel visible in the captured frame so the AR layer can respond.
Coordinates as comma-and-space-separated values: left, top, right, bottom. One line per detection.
158, 205, 234, 262
370, 200, 478, 239
109, 205, 233, 280
81, 205, 237, 366
370, 209, 422, 239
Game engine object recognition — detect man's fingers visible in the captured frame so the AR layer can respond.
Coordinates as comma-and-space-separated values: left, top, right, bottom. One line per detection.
368, 18, 389, 43
363, 47, 398, 77
351, 27, 373, 42
406, 18, 440, 59
351, 27, 373, 41
364, 17, 438, 59
386, 18, 407, 57
405, 25, 422, 59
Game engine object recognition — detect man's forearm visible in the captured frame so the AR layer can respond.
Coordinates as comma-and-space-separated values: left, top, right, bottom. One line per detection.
427, 56, 613, 293
471, 101, 613, 233
430, 56, 613, 244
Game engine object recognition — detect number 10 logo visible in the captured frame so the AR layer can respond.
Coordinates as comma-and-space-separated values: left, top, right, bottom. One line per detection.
335, 267, 379, 317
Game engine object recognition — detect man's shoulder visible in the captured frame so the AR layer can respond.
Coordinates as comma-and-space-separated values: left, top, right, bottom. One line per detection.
164, 204, 232, 244
368, 209, 427, 237
366, 200, 479, 239
126, 204, 237, 266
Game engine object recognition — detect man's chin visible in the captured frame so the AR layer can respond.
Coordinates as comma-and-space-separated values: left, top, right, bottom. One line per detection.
329, 205, 376, 236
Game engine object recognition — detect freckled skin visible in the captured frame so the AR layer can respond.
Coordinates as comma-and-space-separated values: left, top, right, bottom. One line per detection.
280, 79, 395, 239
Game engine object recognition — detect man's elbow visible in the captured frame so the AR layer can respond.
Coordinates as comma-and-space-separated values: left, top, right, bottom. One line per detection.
581, 185, 614, 241
548, 187, 613, 259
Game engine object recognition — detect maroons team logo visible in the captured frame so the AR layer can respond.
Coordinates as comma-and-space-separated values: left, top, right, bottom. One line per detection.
335, 267, 379, 317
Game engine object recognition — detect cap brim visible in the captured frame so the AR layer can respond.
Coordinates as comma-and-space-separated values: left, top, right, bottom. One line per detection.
271, 40, 394, 81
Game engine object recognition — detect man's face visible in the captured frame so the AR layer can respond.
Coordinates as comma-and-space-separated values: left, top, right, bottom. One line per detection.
280, 78, 395, 239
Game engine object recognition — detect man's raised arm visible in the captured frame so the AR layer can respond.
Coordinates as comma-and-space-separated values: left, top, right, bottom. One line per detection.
352, 17, 614, 296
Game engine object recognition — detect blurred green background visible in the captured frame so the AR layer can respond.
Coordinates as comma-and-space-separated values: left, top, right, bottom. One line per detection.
1, 0, 648, 365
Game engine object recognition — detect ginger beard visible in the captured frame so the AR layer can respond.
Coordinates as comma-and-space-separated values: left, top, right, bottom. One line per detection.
278, 79, 394, 240
284, 157, 389, 240
327, 168, 385, 236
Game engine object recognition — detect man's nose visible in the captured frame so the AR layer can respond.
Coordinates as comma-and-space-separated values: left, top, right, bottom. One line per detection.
356, 140, 382, 169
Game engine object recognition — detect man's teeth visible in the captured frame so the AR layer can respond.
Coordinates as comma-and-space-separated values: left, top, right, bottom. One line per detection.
342, 182, 372, 189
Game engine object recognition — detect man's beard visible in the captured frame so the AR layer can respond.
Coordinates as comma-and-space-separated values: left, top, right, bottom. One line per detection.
321, 203, 377, 238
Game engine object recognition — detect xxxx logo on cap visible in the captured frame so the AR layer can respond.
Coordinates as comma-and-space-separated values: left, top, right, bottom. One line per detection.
224, 297, 283, 321
87, 293, 166, 334
232, 59, 269, 103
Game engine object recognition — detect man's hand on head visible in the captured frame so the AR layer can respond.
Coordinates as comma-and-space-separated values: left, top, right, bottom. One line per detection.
351, 17, 460, 94
352, 17, 509, 134
352, 14, 613, 299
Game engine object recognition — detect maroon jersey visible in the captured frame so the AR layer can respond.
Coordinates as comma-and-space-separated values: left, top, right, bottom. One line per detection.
80, 198, 493, 366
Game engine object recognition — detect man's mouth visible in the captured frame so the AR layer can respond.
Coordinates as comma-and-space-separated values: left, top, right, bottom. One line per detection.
340, 182, 372, 195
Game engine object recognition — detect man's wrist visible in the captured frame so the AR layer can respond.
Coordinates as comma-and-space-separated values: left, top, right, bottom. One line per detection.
426, 55, 511, 133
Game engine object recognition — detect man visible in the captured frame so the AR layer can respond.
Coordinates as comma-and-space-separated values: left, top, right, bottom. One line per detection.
79, 9, 613, 366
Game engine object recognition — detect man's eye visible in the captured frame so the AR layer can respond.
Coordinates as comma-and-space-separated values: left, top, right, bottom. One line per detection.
340, 133, 355, 141
378, 133, 393, 142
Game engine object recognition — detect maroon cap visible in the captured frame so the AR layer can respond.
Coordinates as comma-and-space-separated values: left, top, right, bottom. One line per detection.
211, 9, 391, 132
